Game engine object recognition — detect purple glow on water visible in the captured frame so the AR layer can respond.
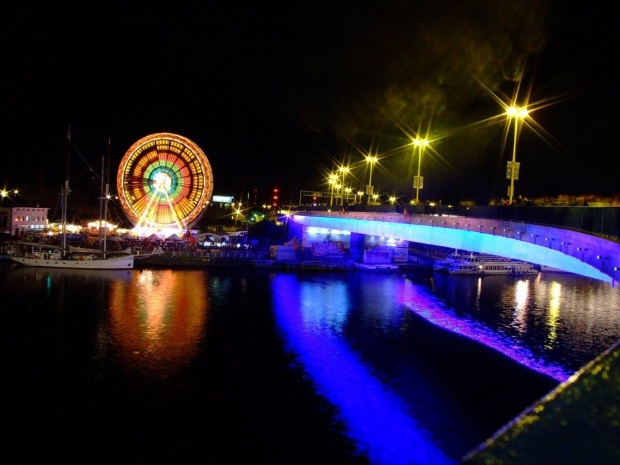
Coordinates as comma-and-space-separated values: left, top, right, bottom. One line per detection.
394, 278, 571, 382
271, 274, 456, 465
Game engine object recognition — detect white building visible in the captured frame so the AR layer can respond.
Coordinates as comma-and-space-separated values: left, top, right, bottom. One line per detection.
0, 206, 49, 237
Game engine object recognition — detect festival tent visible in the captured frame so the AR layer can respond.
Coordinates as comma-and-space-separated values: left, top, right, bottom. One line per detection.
166, 234, 182, 241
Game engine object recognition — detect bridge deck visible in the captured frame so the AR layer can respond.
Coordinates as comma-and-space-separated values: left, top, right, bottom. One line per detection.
290, 211, 620, 283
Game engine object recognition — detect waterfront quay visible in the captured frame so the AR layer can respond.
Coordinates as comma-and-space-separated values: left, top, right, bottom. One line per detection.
133, 249, 431, 271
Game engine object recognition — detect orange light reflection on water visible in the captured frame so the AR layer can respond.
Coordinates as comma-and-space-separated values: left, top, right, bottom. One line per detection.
108, 270, 208, 375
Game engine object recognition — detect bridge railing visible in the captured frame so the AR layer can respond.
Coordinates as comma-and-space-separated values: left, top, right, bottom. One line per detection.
321, 205, 620, 242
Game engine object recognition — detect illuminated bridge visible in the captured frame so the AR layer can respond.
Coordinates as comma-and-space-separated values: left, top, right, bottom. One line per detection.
289, 208, 620, 284
288, 206, 620, 463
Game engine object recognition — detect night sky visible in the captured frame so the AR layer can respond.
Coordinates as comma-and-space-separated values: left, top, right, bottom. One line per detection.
2, 1, 619, 205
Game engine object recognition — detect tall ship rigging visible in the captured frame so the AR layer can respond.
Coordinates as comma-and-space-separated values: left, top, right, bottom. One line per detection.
9, 129, 134, 270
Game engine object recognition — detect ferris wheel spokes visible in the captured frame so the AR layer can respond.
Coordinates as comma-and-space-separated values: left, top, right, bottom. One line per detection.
135, 179, 165, 229
117, 133, 213, 229
160, 186, 184, 231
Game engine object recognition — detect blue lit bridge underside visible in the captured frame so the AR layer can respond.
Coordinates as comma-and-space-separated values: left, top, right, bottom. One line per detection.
291, 211, 620, 284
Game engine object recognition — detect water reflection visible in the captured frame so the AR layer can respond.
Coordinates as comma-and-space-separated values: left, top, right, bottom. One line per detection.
107, 269, 208, 376
398, 276, 570, 382
427, 272, 620, 376
511, 280, 530, 334
545, 281, 562, 348
272, 274, 455, 465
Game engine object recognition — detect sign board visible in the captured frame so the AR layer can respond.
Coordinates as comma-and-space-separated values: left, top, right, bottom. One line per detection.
413, 176, 424, 189
506, 161, 520, 180
312, 241, 344, 256
212, 195, 234, 203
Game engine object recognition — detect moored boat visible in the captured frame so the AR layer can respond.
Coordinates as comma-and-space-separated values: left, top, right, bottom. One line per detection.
9, 242, 134, 270
446, 254, 538, 276
9, 129, 134, 271
433, 249, 467, 272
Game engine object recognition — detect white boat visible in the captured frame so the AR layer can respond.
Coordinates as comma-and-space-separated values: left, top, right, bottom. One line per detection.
446, 254, 538, 276
9, 130, 134, 270
9, 243, 134, 270
433, 249, 467, 272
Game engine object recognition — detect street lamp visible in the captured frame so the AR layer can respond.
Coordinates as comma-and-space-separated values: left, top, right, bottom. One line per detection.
356, 190, 364, 205
328, 173, 338, 208
365, 155, 378, 204
338, 166, 350, 206
344, 187, 352, 205
506, 106, 529, 205
412, 138, 429, 204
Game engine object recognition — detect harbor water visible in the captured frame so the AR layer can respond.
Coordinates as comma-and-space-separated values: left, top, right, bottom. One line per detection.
2, 262, 619, 464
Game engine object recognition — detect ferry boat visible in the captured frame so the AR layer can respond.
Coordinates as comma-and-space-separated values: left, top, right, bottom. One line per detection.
432, 249, 467, 272
446, 254, 538, 276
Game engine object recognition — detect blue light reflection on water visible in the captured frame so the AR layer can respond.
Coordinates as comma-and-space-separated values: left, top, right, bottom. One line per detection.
271, 274, 456, 465
394, 277, 571, 382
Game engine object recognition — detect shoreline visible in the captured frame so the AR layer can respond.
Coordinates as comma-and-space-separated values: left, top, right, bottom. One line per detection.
134, 254, 432, 271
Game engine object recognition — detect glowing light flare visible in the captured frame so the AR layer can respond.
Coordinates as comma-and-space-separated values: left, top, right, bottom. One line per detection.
153, 171, 173, 191
506, 106, 529, 118
469, 70, 577, 204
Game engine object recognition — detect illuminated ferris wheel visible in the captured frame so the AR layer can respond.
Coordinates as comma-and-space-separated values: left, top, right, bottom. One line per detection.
116, 133, 213, 229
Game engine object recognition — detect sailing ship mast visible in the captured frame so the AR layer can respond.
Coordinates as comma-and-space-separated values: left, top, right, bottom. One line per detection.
103, 138, 111, 258
61, 125, 71, 256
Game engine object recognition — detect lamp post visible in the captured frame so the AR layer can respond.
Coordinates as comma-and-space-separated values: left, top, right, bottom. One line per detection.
412, 138, 428, 204
338, 166, 350, 206
328, 173, 338, 208
344, 187, 352, 205
365, 155, 378, 204
356, 190, 364, 205
506, 106, 528, 205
